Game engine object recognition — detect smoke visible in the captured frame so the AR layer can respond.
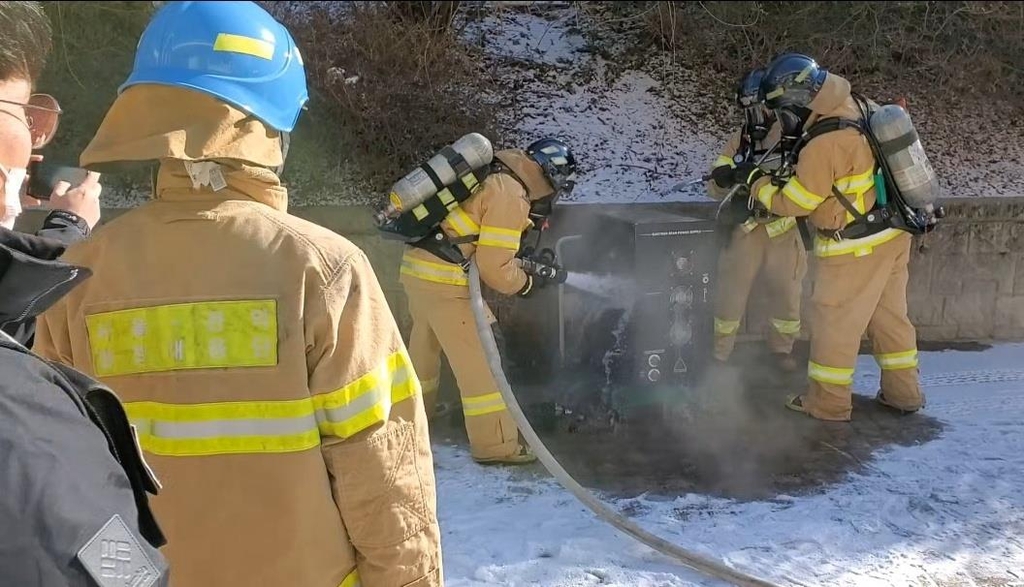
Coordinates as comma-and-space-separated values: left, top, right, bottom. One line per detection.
663, 362, 807, 498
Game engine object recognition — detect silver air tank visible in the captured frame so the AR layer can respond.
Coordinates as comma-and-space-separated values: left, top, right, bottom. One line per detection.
374, 133, 494, 224
868, 104, 940, 208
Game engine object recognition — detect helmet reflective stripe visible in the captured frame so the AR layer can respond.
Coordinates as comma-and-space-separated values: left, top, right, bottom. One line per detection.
121, 1, 309, 133
213, 33, 275, 60
550, 156, 568, 165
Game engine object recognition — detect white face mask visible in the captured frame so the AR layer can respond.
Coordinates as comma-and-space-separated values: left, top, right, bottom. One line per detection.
0, 164, 27, 230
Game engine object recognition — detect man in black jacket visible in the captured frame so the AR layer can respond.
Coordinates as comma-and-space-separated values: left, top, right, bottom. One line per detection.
0, 2, 170, 585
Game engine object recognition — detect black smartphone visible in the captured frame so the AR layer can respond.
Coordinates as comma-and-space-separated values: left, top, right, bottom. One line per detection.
27, 160, 91, 200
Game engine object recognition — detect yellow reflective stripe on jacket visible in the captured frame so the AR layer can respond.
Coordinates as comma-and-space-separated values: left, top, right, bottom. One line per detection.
765, 216, 797, 238
463, 392, 507, 417
714, 155, 735, 169
813, 227, 903, 258
756, 183, 776, 210
477, 225, 522, 251
123, 350, 419, 456
445, 206, 480, 238
781, 177, 826, 211
340, 569, 361, 587
313, 349, 420, 439
808, 361, 854, 386
771, 318, 801, 335
835, 169, 875, 224
400, 252, 468, 286
86, 300, 278, 378
876, 350, 919, 370
125, 399, 321, 457
714, 318, 740, 336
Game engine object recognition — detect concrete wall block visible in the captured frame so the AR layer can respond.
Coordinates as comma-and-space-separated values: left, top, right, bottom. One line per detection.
969, 222, 1024, 254
1015, 256, 1024, 295
943, 291, 997, 340
932, 254, 1016, 297
908, 295, 944, 326
993, 296, 1024, 341
922, 221, 969, 255
915, 325, 959, 342
907, 253, 932, 298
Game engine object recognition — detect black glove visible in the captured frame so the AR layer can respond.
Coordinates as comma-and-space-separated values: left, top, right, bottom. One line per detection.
711, 162, 762, 189
717, 187, 753, 226
710, 164, 737, 189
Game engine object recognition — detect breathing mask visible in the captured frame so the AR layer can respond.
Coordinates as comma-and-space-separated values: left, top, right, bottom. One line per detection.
743, 105, 770, 143
1, 164, 28, 230
776, 106, 812, 137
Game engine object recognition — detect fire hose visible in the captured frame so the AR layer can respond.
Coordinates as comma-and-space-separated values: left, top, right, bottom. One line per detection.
466, 259, 787, 587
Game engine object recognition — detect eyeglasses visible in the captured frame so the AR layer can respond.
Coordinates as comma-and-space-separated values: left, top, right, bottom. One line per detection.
0, 93, 62, 149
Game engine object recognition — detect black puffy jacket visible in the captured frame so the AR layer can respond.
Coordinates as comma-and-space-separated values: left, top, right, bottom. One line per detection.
0, 227, 170, 587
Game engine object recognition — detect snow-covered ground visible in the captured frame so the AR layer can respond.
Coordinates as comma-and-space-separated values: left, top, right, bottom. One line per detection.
434, 343, 1024, 586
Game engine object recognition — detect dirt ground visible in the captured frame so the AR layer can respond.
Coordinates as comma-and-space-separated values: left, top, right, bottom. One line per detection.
428, 340, 948, 502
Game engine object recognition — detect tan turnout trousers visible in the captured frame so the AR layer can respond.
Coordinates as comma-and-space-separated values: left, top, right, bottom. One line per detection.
805, 231, 925, 421
406, 285, 520, 460
714, 219, 807, 361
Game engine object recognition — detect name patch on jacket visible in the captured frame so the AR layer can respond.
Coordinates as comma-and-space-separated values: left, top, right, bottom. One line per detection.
85, 299, 279, 377
77, 514, 161, 587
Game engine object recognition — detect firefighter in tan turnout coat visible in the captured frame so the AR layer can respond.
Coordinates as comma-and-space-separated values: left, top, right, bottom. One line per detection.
400, 138, 577, 465
742, 53, 926, 422
33, 2, 442, 586
706, 67, 807, 371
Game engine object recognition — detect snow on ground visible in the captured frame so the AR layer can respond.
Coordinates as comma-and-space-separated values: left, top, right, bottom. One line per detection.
434, 343, 1024, 586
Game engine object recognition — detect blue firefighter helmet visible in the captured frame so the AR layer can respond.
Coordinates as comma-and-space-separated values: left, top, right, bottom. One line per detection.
120, 1, 308, 133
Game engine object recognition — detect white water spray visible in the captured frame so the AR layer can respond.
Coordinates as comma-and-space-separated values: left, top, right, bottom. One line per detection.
564, 271, 637, 300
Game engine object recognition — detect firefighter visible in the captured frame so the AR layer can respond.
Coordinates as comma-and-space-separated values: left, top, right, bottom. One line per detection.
706, 67, 807, 372
399, 138, 576, 465
740, 52, 925, 421
33, 2, 442, 586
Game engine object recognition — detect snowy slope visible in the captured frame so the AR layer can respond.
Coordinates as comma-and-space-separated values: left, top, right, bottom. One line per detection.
463, 3, 1023, 204
434, 343, 1024, 587
464, 5, 723, 205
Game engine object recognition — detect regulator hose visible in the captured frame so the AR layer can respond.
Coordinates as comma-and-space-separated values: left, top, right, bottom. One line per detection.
467, 260, 786, 587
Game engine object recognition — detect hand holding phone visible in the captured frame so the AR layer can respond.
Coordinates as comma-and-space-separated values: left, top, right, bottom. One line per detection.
25, 158, 102, 229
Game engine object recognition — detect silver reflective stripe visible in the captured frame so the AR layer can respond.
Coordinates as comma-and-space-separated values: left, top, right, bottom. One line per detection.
315, 369, 412, 425
134, 414, 318, 439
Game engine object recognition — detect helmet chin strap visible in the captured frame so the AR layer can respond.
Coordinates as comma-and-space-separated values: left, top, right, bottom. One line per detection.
273, 132, 290, 177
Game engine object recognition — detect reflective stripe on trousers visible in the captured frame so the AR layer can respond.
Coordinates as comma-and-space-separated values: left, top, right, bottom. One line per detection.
876, 349, 919, 370
808, 361, 854, 386
125, 349, 420, 456
714, 318, 741, 336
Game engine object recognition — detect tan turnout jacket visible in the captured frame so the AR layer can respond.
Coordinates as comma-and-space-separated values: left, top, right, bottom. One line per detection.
33, 85, 443, 587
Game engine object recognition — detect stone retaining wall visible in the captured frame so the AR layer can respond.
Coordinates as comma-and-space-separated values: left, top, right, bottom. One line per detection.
16, 196, 1024, 343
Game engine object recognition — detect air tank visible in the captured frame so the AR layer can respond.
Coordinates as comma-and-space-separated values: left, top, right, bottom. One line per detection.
374, 133, 494, 224
868, 104, 940, 209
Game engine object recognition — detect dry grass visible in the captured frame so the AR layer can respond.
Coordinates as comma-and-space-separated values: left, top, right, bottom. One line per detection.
640, 1, 1024, 107
278, 2, 503, 187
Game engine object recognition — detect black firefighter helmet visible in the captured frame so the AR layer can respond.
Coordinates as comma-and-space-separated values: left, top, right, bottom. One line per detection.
525, 137, 577, 223
735, 67, 773, 146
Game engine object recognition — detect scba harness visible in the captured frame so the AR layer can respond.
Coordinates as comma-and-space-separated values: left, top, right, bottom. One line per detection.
782, 94, 944, 242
